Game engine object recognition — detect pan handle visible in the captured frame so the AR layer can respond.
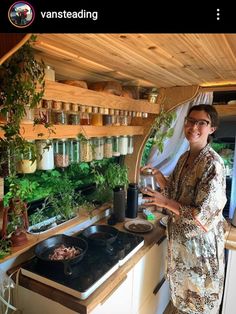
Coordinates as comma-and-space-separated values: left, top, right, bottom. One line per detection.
64, 262, 73, 276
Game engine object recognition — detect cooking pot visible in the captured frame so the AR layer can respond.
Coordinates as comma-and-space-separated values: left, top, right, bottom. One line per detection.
81, 225, 119, 249
34, 234, 88, 275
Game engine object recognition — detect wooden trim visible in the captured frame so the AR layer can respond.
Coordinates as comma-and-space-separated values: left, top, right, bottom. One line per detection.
0, 124, 144, 140
43, 81, 160, 114
0, 34, 32, 65
200, 85, 236, 92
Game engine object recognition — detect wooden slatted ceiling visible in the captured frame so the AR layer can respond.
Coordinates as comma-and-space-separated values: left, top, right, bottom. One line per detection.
34, 34, 236, 89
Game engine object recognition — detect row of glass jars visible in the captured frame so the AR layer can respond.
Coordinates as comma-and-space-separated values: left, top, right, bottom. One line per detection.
22, 100, 148, 126
16, 136, 134, 173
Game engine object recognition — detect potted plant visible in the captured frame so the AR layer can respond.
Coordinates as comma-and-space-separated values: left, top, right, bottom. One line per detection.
1, 176, 36, 246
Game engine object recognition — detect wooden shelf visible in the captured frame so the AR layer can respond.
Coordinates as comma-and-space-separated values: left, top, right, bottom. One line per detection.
43, 80, 160, 114
213, 104, 236, 117
0, 124, 144, 140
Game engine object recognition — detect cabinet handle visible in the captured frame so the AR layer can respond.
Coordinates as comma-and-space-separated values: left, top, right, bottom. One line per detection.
153, 277, 165, 295
156, 235, 166, 246
100, 275, 127, 304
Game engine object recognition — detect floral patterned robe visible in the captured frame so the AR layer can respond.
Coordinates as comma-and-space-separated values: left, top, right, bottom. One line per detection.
164, 144, 227, 314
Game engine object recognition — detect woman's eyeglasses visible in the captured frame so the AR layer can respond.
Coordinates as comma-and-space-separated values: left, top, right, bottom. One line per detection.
184, 117, 210, 127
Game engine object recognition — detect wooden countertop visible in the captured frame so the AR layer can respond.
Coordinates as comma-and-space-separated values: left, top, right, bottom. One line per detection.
9, 211, 166, 314
0, 204, 111, 265
7, 212, 236, 314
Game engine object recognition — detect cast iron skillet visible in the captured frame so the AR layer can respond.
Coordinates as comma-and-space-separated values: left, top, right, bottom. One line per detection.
34, 234, 88, 275
81, 225, 119, 248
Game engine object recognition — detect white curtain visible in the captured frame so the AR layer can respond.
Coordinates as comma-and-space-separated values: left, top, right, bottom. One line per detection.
147, 92, 213, 176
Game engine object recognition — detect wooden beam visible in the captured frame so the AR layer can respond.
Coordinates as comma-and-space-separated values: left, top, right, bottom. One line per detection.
200, 85, 236, 92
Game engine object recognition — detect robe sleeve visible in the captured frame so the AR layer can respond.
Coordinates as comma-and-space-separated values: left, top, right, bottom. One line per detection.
165, 157, 227, 239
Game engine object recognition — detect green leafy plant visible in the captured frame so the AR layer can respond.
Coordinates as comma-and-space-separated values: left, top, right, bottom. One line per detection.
0, 238, 11, 259
141, 108, 176, 166
104, 163, 129, 190
48, 177, 81, 222
28, 197, 50, 226
0, 35, 45, 176
0, 35, 45, 240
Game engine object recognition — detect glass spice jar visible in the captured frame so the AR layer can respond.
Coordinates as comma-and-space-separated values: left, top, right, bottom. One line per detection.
35, 99, 52, 123
68, 104, 80, 125
44, 65, 55, 81
36, 140, 54, 170
127, 136, 134, 154
80, 139, 93, 162
112, 136, 120, 157
22, 105, 34, 124
119, 135, 128, 155
69, 139, 80, 163
91, 107, 103, 126
104, 137, 113, 158
80, 105, 91, 125
52, 101, 67, 124
103, 113, 112, 126
113, 109, 121, 126
54, 139, 69, 168
17, 140, 37, 174
92, 137, 104, 160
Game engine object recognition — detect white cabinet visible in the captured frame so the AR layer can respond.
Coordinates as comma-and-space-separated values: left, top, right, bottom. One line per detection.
92, 237, 170, 314
132, 237, 170, 314
91, 269, 133, 314
222, 249, 236, 314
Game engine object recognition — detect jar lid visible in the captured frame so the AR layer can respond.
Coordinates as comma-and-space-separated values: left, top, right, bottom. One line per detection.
113, 185, 124, 191
129, 183, 138, 188
142, 168, 153, 175
71, 104, 79, 111
92, 107, 98, 113
98, 107, 104, 114
45, 65, 55, 70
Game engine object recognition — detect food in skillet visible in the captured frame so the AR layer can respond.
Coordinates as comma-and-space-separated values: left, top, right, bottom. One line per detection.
49, 244, 81, 260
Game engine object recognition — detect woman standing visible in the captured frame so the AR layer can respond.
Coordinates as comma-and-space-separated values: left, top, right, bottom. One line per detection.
141, 105, 227, 314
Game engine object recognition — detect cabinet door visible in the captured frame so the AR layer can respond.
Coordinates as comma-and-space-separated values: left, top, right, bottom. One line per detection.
139, 279, 170, 314
132, 237, 169, 313
91, 269, 133, 314
222, 249, 236, 314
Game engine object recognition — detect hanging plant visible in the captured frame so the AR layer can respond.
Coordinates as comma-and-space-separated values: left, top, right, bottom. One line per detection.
141, 108, 176, 166
151, 108, 176, 153
0, 34, 45, 177
0, 35, 45, 243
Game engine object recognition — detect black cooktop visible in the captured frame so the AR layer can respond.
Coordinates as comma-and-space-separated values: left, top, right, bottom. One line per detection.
21, 228, 144, 299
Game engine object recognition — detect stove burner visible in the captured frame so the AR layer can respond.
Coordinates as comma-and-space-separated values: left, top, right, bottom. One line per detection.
20, 228, 144, 300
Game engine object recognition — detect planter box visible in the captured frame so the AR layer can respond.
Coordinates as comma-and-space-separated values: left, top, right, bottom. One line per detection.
27, 215, 77, 234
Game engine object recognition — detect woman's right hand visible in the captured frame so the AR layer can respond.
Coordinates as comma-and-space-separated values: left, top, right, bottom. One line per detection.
140, 164, 167, 189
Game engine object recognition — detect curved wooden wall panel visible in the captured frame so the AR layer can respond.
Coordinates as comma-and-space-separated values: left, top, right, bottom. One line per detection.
0, 34, 31, 65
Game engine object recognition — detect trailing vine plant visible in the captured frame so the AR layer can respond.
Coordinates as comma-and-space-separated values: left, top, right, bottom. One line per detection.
0, 34, 45, 178
0, 35, 45, 248
141, 107, 176, 166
